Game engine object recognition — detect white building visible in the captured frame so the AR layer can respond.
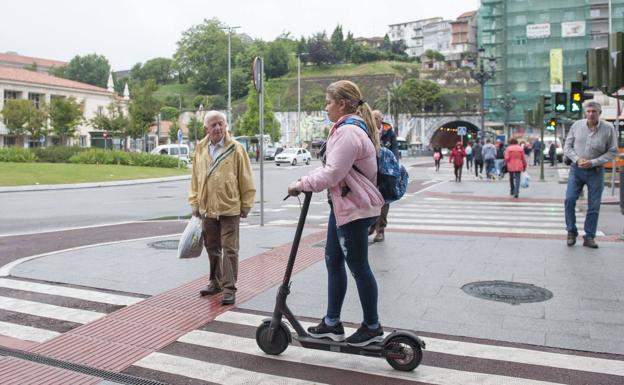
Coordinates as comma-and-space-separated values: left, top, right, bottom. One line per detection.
0, 66, 124, 148
422, 20, 452, 56
388, 17, 443, 57
0, 51, 66, 74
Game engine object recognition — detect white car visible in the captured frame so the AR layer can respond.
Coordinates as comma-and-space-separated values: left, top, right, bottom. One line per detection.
151, 144, 191, 165
542, 137, 564, 162
275, 148, 311, 166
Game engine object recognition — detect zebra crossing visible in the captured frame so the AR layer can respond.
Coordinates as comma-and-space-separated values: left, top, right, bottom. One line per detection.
385, 197, 602, 237
0, 277, 144, 344
125, 309, 624, 385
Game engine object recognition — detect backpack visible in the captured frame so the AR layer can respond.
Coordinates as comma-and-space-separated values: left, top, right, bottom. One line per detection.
433, 152, 441, 161
337, 117, 409, 204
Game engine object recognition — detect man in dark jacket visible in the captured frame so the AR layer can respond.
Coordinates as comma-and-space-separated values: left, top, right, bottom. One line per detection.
472, 141, 483, 178
370, 110, 398, 242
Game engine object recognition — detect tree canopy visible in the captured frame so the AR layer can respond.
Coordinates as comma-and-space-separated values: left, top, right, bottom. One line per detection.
50, 54, 111, 88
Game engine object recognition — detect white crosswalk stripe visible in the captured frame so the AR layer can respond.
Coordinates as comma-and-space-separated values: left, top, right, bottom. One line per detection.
386, 198, 603, 237
0, 278, 143, 344
130, 310, 624, 385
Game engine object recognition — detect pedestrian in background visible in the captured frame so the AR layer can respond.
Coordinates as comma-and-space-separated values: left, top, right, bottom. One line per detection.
482, 139, 496, 180
472, 140, 483, 178
532, 138, 541, 166
287, 80, 385, 346
504, 138, 527, 198
548, 142, 556, 167
449, 141, 466, 182
369, 110, 398, 243
563, 101, 617, 249
189, 110, 256, 305
465, 142, 473, 171
494, 140, 506, 178
433, 147, 443, 172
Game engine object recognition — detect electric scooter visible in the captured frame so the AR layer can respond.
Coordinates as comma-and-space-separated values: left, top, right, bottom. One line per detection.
255, 192, 425, 371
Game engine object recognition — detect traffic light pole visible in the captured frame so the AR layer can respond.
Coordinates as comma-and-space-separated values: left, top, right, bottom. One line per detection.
540, 122, 545, 181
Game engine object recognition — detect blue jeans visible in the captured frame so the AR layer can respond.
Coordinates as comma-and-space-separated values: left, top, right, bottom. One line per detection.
484, 158, 495, 178
564, 165, 604, 239
325, 209, 379, 328
495, 159, 505, 176
509, 171, 521, 196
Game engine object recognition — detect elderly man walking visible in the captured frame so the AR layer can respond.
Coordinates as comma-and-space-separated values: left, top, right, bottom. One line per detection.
563, 101, 618, 249
189, 111, 256, 304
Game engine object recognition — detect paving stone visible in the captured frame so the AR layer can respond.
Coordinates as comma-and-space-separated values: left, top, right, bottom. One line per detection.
589, 322, 624, 341
545, 306, 624, 325
422, 307, 504, 328
545, 332, 624, 355
457, 323, 546, 346
503, 315, 590, 337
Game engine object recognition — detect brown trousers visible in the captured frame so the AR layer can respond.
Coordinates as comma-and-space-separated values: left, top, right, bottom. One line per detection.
202, 215, 240, 294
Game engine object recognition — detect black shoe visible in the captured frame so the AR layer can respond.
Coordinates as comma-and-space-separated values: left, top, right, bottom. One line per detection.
345, 324, 384, 346
514, 194, 518, 198
567, 232, 577, 247
200, 283, 222, 296
307, 319, 345, 341
583, 238, 598, 249
221, 292, 235, 305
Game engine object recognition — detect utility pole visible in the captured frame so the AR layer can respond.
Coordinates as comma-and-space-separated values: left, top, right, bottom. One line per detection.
470, 47, 496, 136
220, 25, 240, 130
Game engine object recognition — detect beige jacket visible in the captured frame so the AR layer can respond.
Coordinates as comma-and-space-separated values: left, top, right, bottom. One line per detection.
189, 133, 255, 218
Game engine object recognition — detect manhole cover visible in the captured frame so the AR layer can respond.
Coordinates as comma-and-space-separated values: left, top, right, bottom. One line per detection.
461, 281, 553, 305
148, 240, 179, 250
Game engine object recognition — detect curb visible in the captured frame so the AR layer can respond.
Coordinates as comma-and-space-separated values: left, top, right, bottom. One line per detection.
0, 175, 191, 193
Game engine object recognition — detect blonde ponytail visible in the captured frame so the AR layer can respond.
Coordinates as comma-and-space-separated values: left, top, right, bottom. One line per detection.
326, 80, 380, 154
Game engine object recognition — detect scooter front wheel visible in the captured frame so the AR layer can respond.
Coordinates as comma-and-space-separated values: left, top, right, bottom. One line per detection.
256, 321, 290, 355
384, 335, 423, 371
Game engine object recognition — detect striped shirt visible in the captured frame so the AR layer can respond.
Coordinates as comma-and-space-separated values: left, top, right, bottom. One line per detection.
564, 119, 618, 167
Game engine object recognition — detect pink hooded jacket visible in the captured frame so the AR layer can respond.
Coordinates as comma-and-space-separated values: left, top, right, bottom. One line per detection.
298, 115, 384, 226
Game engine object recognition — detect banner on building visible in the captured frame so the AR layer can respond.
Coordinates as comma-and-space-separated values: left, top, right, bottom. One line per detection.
562, 21, 586, 37
550, 48, 563, 93
527, 23, 551, 39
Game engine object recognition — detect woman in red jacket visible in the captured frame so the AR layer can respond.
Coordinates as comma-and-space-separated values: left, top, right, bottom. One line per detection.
449, 142, 466, 182
504, 138, 528, 198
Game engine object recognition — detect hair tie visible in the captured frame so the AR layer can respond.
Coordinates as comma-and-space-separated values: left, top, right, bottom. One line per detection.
357, 99, 365, 106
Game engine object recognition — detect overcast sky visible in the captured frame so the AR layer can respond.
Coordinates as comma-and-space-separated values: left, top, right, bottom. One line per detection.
1, 0, 480, 70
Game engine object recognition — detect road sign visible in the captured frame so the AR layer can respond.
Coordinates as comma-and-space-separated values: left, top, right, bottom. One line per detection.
457, 126, 467, 136
252, 57, 263, 93
39, 135, 45, 144
177, 129, 183, 143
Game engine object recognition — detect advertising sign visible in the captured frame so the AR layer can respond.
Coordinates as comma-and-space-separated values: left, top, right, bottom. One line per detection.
550, 48, 563, 93
562, 21, 585, 38
527, 23, 550, 39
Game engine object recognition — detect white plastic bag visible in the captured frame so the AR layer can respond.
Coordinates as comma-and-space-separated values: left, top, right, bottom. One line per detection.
178, 216, 204, 259
520, 171, 530, 188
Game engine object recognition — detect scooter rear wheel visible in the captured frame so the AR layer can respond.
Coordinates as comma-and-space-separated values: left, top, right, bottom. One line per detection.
384, 335, 423, 371
256, 321, 290, 355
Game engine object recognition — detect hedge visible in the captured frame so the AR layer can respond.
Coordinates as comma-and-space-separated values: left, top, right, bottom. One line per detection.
69, 149, 180, 168
33, 146, 86, 163
0, 147, 38, 162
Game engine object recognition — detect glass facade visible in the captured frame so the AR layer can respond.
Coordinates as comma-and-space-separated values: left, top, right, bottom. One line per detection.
478, 0, 624, 124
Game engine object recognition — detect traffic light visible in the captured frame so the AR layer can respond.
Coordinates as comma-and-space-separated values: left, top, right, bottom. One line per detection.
554, 92, 567, 113
543, 95, 552, 115
547, 118, 557, 131
524, 109, 534, 126
570, 81, 583, 113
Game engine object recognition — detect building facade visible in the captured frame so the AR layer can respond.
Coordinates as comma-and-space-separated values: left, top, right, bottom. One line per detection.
0, 52, 66, 74
479, 0, 624, 124
0, 67, 122, 148
448, 11, 479, 67
423, 20, 453, 56
388, 17, 443, 57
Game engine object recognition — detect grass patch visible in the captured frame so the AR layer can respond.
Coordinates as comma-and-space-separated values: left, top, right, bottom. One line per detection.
0, 163, 189, 186
290, 61, 420, 78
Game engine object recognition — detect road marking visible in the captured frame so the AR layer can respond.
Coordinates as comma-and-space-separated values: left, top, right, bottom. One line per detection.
0, 279, 143, 306
176, 329, 564, 385
215, 311, 624, 377
389, 212, 568, 222
0, 320, 60, 343
135, 352, 330, 385
0, 296, 104, 324
386, 224, 603, 236
421, 199, 569, 208
0, 220, 142, 238
388, 218, 568, 229
267, 220, 299, 226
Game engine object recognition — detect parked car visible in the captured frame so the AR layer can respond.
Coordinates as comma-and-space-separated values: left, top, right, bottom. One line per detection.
151, 144, 191, 165
542, 137, 564, 162
264, 145, 278, 160
275, 147, 311, 166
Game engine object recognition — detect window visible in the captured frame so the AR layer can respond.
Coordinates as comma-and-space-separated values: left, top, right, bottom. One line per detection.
28, 93, 44, 109
97, 106, 104, 116
4, 90, 21, 102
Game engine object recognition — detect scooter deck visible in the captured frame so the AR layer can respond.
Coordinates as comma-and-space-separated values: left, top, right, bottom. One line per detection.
295, 335, 384, 357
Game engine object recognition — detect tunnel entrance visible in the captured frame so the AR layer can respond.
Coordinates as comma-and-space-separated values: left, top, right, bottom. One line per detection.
430, 121, 480, 149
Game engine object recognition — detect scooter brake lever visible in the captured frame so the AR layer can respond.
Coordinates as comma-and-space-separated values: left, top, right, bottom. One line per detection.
283, 194, 291, 201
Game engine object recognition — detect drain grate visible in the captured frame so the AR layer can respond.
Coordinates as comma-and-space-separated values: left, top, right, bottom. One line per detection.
0, 346, 167, 385
148, 240, 179, 250
461, 280, 553, 305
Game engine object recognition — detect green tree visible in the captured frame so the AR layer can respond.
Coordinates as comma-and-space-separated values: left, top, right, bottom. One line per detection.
265, 40, 290, 79
131, 57, 175, 84
128, 80, 161, 144
399, 79, 442, 113
90, 102, 129, 138
344, 32, 355, 62
231, 68, 250, 99
330, 25, 345, 62
239, 84, 279, 141
49, 97, 84, 145
307, 32, 335, 65
424, 49, 445, 62
1, 99, 34, 136
159, 106, 180, 121
187, 116, 206, 142
50, 54, 111, 88
174, 18, 244, 94
168, 120, 180, 143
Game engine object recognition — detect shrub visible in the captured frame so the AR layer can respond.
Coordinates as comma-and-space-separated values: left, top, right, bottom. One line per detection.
0, 147, 37, 162
33, 146, 85, 163
69, 149, 179, 168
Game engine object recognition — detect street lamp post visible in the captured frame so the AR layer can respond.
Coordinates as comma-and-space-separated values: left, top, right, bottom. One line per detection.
220, 25, 240, 130
470, 47, 496, 137
196, 104, 204, 147
290, 52, 307, 147
498, 91, 517, 141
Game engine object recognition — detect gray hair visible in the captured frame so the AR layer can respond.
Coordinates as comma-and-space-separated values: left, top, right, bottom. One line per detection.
203, 110, 227, 127
583, 101, 602, 112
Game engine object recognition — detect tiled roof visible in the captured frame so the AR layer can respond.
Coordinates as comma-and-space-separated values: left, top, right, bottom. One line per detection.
0, 52, 67, 68
0, 67, 111, 94
458, 10, 477, 19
